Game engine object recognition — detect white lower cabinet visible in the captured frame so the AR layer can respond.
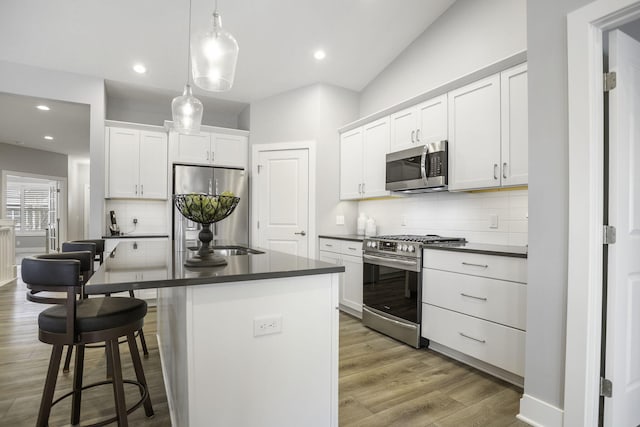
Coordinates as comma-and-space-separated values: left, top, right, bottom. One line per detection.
422, 248, 527, 381
319, 238, 363, 316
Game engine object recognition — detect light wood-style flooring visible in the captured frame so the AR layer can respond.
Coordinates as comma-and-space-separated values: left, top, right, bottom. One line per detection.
1, 274, 526, 426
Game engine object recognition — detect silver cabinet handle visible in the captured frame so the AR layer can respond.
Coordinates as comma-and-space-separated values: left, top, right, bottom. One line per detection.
347, 247, 358, 251
460, 293, 488, 301
503, 162, 508, 179
141, 184, 144, 195
206, 151, 209, 160
459, 332, 486, 344
362, 183, 365, 194
416, 129, 420, 142
358, 183, 362, 194
411, 130, 415, 143
294, 231, 306, 236
493, 164, 499, 180
324, 244, 333, 247
135, 184, 138, 195
462, 261, 488, 268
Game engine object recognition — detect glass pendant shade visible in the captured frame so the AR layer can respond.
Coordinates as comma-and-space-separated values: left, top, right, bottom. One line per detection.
191, 12, 239, 92
171, 84, 203, 134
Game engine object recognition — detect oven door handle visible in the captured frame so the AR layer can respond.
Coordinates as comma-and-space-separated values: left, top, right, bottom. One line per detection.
363, 254, 419, 270
363, 306, 417, 330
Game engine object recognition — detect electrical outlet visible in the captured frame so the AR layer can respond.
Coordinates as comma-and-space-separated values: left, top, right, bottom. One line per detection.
133, 218, 138, 224
254, 316, 283, 337
336, 215, 345, 225
489, 214, 499, 229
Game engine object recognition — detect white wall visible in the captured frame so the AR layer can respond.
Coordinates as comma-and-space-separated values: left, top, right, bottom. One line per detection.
67, 158, 89, 241
359, 0, 527, 116
360, 189, 528, 245
107, 95, 240, 129
250, 83, 360, 235
0, 60, 105, 238
522, 0, 594, 417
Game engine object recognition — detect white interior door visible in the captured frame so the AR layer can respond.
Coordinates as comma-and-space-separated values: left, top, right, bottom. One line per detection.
257, 148, 310, 257
604, 29, 640, 427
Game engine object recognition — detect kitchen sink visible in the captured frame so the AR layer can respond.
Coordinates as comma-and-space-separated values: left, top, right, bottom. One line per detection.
210, 246, 265, 256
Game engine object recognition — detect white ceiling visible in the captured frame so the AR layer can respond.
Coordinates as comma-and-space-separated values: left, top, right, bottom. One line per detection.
0, 0, 455, 104
0, 92, 89, 157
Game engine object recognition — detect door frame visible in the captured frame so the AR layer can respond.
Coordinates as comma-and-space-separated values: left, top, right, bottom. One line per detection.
251, 141, 317, 259
1, 169, 68, 250
565, 1, 640, 426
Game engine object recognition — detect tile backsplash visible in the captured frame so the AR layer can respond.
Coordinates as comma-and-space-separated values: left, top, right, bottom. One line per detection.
358, 189, 528, 246
105, 200, 169, 235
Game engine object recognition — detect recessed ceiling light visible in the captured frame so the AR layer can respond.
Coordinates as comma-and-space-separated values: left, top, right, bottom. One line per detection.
36, 105, 50, 111
43, 135, 54, 140
133, 63, 147, 74
314, 50, 326, 61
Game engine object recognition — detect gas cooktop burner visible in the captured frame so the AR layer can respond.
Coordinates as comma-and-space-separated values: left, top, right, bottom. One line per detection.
372, 234, 465, 243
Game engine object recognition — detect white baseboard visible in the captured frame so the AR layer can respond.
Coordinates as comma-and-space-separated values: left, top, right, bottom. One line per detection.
517, 394, 564, 427
156, 334, 177, 427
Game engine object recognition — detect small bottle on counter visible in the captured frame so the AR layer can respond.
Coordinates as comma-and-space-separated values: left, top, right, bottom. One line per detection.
365, 217, 377, 237
357, 213, 367, 236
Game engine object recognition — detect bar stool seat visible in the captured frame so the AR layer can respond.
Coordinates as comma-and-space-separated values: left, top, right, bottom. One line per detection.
39, 297, 146, 335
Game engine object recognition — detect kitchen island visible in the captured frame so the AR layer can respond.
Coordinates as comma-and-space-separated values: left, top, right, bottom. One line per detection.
86, 240, 343, 427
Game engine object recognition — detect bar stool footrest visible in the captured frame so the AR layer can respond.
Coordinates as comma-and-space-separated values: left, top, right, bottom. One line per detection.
50, 379, 151, 427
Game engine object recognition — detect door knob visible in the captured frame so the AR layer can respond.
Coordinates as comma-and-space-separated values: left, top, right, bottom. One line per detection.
294, 231, 306, 236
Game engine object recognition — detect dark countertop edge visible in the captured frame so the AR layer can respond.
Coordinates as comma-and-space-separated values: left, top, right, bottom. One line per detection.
318, 234, 364, 242
85, 265, 345, 295
424, 244, 528, 258
102, 235, 169, 239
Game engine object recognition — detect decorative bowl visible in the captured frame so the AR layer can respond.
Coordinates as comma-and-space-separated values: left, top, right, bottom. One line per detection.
173, 193, 240, 225
173, 193, 241, 267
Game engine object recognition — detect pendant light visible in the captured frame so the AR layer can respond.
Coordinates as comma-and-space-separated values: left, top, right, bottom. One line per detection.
191, 0, 239, 92
172, 0, 203, 134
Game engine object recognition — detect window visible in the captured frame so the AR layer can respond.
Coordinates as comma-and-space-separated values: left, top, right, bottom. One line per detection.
5, 181, 54, 232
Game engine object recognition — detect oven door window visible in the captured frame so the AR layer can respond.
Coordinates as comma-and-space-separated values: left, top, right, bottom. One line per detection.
363, 263, 419, 323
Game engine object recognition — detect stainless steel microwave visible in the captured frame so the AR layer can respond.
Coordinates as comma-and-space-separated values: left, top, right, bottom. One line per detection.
385, 141, 448, 193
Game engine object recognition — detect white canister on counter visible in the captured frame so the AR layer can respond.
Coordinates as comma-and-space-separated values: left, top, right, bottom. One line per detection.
356, 213, 367, 235
365, 217, 377, 237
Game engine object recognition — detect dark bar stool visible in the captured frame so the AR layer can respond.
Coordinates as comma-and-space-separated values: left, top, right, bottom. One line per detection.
22, 254, 154, 427
63, 240, 149, 360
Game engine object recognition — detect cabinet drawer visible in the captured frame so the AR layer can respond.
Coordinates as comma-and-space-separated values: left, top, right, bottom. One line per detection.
423, 269, 526, 330
340, 240, 362, 255
319, 238, 340, 253
423, 249, 526, 283
422, 304, 525, 376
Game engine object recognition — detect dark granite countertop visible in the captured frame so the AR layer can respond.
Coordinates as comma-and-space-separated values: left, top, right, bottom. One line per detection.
102, 234, 169, 239
86, 240, 344, 294
423, 242, 528, 258
318, 234, 365, 242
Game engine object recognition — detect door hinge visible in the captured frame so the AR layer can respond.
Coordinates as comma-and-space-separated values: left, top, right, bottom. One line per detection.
603, 225, 617, 244
600, 377, 612, 398
604, 72, 617, 92
257, 221, 260, 229
257, 164, 263, 174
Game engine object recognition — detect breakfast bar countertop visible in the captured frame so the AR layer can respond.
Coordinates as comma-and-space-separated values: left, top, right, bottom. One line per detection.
85, 239, 344, 295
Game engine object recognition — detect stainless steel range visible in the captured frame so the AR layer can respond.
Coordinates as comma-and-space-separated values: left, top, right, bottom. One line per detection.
362, 234, 466, 348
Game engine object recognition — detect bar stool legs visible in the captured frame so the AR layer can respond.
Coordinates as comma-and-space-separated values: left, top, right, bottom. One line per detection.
71, 344, 85, 425
127, 332, 154, 417
129, 290, 149, 357
63, 345, 74, 373
107, 340, 128, 426
37, 345, 64, 427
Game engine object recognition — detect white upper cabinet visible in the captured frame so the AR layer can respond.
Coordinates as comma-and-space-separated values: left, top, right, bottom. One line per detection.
340, 117, 390, 200
213, 134, 249, 168
500, 63, 528, 187
448, 74, 503, 191
139, 131, 168, 199
339, 128, 364, 200
362, 117, 390, 198
106, 126, 168, 199
390, 94, 447, 152
448, 64, 529, 191
173, 131, 248, 169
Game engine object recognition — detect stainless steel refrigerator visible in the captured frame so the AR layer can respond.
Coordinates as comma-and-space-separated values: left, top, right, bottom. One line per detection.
173, 164, 249, 251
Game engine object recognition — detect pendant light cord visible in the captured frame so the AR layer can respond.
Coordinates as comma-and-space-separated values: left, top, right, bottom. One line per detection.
187, 0, 193, 81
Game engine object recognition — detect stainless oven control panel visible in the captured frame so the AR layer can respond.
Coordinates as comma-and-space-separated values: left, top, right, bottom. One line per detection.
364, 240, 419, 257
